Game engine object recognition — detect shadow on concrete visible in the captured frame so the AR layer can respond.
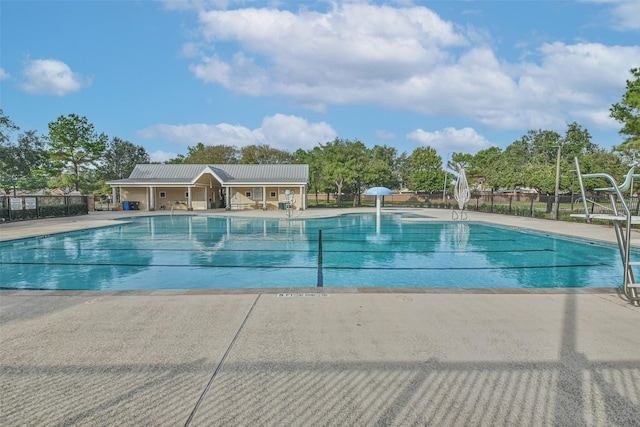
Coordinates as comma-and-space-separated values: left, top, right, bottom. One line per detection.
0, 359, 216, 426
1, 294, 638, 426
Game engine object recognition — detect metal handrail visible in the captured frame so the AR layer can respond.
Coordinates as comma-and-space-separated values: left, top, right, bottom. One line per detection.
573, 157, 639, 305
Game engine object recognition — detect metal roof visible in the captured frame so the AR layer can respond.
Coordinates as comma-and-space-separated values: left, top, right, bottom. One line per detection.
107, 164, 309, 186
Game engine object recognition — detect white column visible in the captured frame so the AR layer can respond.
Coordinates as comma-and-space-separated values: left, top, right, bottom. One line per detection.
300, 185, 306, 210
263, 186, 267, 210
187, 186, 193, 210
112, 187, 117, 209
149, 186, 155, 211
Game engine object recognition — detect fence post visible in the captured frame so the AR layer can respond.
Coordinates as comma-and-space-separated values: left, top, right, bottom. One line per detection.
491, 191, 494, 213
509, 195, 513, 215
530, 195, 535, 217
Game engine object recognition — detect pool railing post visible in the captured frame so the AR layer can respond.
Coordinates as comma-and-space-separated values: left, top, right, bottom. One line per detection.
317, 229, 323, 287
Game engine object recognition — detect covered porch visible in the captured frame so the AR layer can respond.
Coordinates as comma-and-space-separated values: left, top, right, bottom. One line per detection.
107, 164, 309, 211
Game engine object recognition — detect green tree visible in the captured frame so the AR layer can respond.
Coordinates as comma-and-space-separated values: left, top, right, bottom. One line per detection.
0, 130, 50, 193
0, 111, 50, 193
576, 149, 627, 191
184, 143, 239, 164
365, 145, 401, 190
240, 144, 292, 164
343, 140, 369, 207
479, 125, 597, 194
47, 114, 108, 191
469, 146, 502, 190
294, 147, 328, 204
396, 152, 411, 190
165, 154, 186, 164
0, 109, 19, 146
406, 146, 443, 191
610, 68, 640, 149
319, 138, 363, 207
99, 137, 150, 180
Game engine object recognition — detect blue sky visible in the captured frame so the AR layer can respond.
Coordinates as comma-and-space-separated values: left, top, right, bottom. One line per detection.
1, 0, 639, 163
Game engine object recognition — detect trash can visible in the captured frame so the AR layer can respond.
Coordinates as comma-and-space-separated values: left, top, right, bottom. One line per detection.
129, 201, 140, 210
122, 201, 130, 210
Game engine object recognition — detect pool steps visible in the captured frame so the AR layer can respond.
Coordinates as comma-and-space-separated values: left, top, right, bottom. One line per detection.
571, 157, 640, 305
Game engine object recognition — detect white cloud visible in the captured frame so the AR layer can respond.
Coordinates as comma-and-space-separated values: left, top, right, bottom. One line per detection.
180, 2, 639, 133
189, 3, 466, 98
585, 0, 640, 30
259, 114, 337, 150
149, 150, 179, 163
20, 59, 89, 96
137, 114, 337, 152
0, 68, 9, 80
407, 127, 493, 154
610, 0, 640, 30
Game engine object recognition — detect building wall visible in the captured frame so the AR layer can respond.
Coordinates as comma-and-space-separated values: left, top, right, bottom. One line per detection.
119, 184, 307, 211
228, 186, 304, 210
155, 188, 191, 210
121, 188, 148, 210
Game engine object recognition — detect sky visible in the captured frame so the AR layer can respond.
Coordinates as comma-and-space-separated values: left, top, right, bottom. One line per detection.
1, 0, 639, 163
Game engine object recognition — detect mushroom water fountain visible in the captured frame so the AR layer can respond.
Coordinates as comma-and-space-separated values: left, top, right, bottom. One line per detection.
365, 186, 393, 234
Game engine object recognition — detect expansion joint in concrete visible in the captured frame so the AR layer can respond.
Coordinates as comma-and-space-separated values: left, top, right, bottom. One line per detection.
183, 293, 262, 426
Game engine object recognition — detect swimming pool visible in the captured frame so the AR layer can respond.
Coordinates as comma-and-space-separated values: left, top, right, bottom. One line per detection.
0, 213, 631, 290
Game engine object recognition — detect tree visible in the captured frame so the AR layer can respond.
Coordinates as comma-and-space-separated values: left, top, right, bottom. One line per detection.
319, 138, 363, 207
0, 111, 50, 193
395, 152, 411, 190
610, 68, 640, 149
0, 109, 19, 146
184, 143, 239, 164
469, 146, 502, 190
48, 114, 108, 191
0, 130, 50, 193
365, 145, 401, 190
165, 154, 186, 164
240, 144, 292, 164
98, 137, 150, 180
294, 147, 327, 204
406, 146, 443, 191
342, 140, 369, 207
477, 124, 598, 194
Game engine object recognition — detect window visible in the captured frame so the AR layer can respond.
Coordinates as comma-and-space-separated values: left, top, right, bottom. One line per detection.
245, 191, 252, 198
270, 191, 276, 198
159, 192, 166, 198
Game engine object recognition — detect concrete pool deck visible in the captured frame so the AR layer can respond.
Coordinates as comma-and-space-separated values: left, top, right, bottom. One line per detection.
1, 208, 639, 426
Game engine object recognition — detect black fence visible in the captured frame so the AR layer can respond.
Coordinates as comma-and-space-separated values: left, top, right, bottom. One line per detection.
325, 191, 640, 221
1, 195, 89, 223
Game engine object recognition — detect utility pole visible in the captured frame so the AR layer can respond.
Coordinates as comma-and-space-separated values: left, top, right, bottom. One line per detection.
552, 142, 562, 220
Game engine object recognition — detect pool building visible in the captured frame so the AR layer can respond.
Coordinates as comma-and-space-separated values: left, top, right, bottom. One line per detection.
107, 163, 309, 211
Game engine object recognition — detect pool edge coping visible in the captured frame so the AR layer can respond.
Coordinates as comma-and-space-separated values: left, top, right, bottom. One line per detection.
0, 287, 619, 296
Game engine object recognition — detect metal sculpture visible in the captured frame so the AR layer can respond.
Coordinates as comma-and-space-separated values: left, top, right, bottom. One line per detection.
453, 166, 471, 220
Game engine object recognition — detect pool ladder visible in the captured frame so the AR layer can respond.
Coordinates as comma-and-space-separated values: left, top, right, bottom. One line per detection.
571, 157, 640, 306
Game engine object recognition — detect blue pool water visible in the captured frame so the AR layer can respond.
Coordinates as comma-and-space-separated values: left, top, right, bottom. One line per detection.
0, 213, 632, 290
